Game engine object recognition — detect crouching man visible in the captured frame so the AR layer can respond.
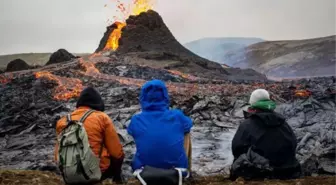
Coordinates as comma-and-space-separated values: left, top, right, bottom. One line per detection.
128, 80, 192, 185
54, 87, 124, 184
230, 89, 301, 180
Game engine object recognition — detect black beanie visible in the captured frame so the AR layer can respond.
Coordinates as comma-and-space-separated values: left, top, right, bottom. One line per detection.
76, 87, 105, 111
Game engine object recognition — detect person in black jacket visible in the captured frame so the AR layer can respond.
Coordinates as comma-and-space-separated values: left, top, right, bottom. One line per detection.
230, 89, 301, 180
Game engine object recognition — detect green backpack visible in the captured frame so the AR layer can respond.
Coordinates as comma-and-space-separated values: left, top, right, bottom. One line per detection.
58, 109, 102, 185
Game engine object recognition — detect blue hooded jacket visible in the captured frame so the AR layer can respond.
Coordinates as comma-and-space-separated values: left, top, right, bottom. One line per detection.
127, 80, 193, 171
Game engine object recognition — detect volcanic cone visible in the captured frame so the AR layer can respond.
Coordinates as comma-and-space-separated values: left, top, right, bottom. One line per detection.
6, 59, 30, 72
96, 10, 266, 80
46, 49, 78, 66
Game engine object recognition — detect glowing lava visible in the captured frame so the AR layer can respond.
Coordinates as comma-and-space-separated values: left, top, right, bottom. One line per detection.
35, 71, 83, 101
131, 0, 155, 15
294, 89, 312, 98
104, 0, 155, 51
0, 74, 13, 84
168, 70, 198, 81
104, 22, 127, 50
79, 58, 100, 75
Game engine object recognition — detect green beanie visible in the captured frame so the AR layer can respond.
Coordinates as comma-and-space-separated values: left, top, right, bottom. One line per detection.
250, 100, 276, 111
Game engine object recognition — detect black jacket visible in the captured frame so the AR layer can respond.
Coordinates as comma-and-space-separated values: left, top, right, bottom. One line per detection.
232, 111, 300, 172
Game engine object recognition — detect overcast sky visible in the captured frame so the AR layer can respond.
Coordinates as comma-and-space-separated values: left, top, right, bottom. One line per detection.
0, 0, 335, 55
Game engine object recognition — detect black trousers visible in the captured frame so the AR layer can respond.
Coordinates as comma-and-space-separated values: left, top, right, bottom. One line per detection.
101, 157, 124, 183
230, 163, 302, 181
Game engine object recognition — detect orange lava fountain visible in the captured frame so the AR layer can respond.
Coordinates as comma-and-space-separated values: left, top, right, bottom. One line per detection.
104, 0, 155, 51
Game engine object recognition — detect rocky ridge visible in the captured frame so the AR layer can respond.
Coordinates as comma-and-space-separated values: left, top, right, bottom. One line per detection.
222, 35, 336, 78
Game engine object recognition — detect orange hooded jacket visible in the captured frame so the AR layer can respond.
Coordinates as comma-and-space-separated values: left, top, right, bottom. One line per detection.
54, 106, 124, 172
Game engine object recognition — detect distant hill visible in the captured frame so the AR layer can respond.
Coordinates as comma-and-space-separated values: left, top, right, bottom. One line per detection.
222, 35, 336, 78
184, 37, 264, 63
0, 53, 90, 69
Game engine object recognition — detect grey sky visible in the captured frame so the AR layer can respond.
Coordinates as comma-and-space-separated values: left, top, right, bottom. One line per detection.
0, 0, 335, 55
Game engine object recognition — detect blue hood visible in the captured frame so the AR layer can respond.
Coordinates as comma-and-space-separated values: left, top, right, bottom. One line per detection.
140, 80, 169, 111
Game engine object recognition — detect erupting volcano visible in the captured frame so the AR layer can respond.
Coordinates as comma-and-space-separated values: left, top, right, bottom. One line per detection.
96, 4, 266, 80
101, 0, 155, 51
0, 0, 335, 181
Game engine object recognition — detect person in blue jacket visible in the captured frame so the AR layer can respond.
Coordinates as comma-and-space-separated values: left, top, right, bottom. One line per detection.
127, 79, 193, 172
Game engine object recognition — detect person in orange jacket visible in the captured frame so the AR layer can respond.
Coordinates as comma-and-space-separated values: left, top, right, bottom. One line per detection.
54, 87, 124, 183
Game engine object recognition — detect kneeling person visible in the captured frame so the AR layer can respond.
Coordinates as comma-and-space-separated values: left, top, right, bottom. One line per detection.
128, 80, 193, 185
230, 89, 301, 180
54, 87, 124, 184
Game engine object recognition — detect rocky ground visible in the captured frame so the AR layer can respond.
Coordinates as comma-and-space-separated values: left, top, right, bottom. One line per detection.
0, 54, 335, 179
0, 170, 335, 185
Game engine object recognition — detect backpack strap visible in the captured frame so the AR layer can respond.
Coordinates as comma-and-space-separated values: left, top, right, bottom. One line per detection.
79, 109, 95, 123
175, 168, 189, 185
133, 167, 188, 185
79, 109, 105, 159
133, 168, 146, 185
62, 110, 94, 131
66, 114, 71, 122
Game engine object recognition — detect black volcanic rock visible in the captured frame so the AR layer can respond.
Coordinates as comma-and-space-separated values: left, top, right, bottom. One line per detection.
0, 71, 334, 176
45, 49, 78, 66
5, 59, 30, 72
118, 11, 223, 71
96, 10, 266, 80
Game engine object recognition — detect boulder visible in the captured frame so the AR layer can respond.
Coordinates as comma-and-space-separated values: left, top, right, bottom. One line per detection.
5, 59, 30, 72
45, 49, 77, 66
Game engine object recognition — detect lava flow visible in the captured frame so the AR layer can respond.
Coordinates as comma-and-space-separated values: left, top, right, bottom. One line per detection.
167, 70, 198, 81
104, 0, 155, 51
294, 89, 312, 98
34, 58, 102, 101
79, 58, 100, 75
0, 73, 13, 84
35, 71, 83, 101
104, 22, 126, 50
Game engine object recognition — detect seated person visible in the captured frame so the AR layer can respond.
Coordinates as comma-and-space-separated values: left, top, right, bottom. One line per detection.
230, 89, 301, 180
54, 87, 124, 184
128, 80, 193, 184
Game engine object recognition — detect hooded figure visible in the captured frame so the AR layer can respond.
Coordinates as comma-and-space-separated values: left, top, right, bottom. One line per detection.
230, 89, 301, 180
55, 87, 124, 183
76, 86, 105, 111
128, 80, 193, 171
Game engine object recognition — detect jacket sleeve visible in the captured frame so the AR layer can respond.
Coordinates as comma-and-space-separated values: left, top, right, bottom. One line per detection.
178, 110, 193, 134
231, 121, 250, 160
285, 122, 298, 151
54, 119, 63, 163
104, 116, 125, 159
127, 116, 135, 137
